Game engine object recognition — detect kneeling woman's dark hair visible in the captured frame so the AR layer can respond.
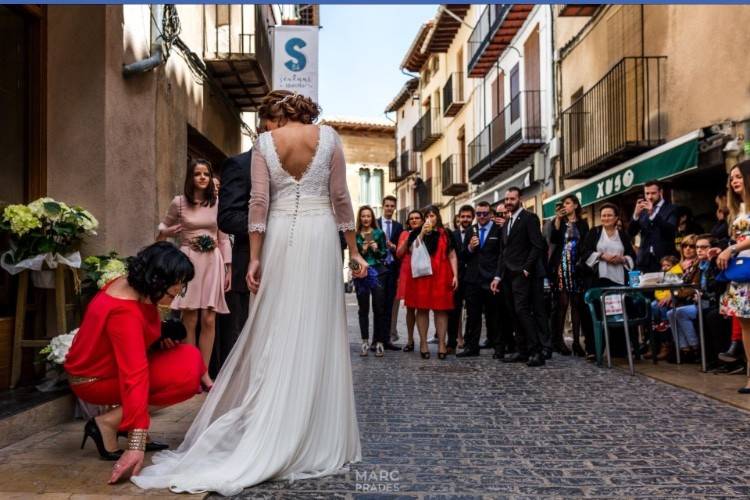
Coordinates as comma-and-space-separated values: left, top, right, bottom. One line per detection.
127, 242, 194, 303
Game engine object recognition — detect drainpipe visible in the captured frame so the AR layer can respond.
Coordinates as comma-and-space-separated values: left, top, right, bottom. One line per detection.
123, 5, 166, 77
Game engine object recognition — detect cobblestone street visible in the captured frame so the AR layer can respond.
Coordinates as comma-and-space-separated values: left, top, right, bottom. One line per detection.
224, 295, 750, 499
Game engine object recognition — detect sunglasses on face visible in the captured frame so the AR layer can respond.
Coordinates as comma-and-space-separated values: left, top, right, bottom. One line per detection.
475, 211, 490, 217
681, 244, 696, 249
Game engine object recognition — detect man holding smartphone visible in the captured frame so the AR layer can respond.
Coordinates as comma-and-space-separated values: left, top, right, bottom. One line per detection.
628, 180, 678, 272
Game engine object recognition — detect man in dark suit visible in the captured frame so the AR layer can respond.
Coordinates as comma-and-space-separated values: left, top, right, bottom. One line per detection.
448, 205, 474, 354
457, 201, 503, 358
378, 195, 403, 350
491, 187, 547, 367
216, 149, 252, 368
628, 180, 678, 272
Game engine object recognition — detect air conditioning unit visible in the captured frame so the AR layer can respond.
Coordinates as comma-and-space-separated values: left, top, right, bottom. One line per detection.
532, 151, 546, 182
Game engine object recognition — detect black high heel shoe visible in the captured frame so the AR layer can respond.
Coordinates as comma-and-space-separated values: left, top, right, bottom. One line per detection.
420, 351, 431, 359
117, 431, 170, 452
437, 351, 447, 360
402, 343, 414, 352
81, 418, 123, 461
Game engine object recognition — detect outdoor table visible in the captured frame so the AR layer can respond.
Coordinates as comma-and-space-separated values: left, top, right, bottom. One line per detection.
598, 283, 705, 375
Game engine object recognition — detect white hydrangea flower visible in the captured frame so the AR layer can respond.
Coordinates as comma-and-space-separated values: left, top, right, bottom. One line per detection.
45, 328, 79, 365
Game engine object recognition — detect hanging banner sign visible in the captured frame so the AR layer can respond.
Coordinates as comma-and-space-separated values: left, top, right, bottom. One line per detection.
272, 25, 319, 102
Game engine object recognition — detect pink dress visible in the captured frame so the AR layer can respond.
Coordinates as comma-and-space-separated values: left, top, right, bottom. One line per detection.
159, 195, 231, 313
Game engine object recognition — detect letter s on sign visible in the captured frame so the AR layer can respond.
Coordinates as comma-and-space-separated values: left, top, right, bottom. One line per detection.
284, 37, 307, 72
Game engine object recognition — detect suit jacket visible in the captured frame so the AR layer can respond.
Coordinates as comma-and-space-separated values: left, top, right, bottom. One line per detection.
377, 217, 404, 271
452, 226, 472, 281
627, 201, 678, 269
218, 150, 252, 293
464, 222, 503, 289
578, 225, 636, 288
496, 209, 545, 278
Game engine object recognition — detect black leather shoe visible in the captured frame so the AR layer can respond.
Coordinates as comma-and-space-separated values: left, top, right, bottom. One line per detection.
526, 353, 546, 367
502, 353, 529, 363
556, 344, 572, 356
739, 387, 750, 394
456, 349, 480, 358
82, 419, 123, 461
492, 350, 505, 360
383, 343, 401, 351
542, 348, 553, 360
479, 341, 493, 350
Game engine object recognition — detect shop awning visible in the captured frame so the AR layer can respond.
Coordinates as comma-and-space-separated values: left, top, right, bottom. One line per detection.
542, 130, 701, 219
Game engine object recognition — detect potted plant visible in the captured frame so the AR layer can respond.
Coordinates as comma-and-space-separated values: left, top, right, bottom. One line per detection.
0, 198, 98, 287
80, 252, 127, 308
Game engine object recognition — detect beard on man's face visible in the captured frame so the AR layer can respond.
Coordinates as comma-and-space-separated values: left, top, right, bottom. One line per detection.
505, 200, 520, 213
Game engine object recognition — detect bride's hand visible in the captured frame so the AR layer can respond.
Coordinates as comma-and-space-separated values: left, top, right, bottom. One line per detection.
246, 259, 262, 294
350, 254, 368, 279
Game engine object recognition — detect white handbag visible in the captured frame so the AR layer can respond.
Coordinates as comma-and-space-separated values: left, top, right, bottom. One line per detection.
411, 236, 433, 278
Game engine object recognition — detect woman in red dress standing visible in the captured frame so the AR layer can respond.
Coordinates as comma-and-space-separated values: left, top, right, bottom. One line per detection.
395, 210, 424, 352
404, 206, 458, 360
65, 242, 205, 483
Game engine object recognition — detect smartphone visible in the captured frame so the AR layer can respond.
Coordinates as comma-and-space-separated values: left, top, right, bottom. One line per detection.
364, 232, 373, 244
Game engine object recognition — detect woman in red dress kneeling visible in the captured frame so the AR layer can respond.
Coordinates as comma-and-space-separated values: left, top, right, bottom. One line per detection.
404, 206, 458, 360
65, 242, 205, 483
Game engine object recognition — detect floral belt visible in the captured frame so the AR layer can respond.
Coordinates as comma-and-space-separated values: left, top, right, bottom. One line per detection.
187, 235, 217, 252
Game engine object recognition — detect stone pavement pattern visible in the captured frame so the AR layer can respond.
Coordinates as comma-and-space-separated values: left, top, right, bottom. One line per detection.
2, 296, 750, 498
223, 296, 750, 499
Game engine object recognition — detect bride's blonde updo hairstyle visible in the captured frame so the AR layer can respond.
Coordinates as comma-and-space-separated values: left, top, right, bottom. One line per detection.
258, 90, 321, 125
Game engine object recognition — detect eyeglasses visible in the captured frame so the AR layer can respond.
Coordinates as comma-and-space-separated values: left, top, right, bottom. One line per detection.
681, 244, 696, 249
165, 283, 188, 300
475, 211, 490, 217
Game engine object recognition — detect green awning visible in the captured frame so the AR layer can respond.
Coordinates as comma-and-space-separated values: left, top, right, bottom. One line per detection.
542, 130, 700, 219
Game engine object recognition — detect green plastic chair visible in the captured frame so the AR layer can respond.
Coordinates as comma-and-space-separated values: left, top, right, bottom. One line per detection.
584, 287, 651, 373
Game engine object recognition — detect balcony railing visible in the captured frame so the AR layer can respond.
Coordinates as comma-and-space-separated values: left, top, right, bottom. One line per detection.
443, 72, 465, 117
203, 5, 272, 111
388, 156, 400, 182
561, 56, 666, 179
441, 154, 468, 196
467, 4, 532, 78
415, 177, 433, 209
397, 149, 417, 179
411, 108, 442, 152
468, 90, 544, 183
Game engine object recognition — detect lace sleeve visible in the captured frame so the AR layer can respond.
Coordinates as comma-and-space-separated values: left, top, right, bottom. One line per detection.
248, 138, 269, 233
329, 130, 355, 232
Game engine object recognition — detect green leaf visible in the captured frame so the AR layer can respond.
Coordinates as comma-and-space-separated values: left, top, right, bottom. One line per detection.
43, 202, 61, 216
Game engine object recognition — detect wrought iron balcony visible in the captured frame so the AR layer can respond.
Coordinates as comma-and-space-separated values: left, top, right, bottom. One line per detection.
561, 56, 666, 179
411, 108, 442, 152
415, 177, 433, 209
441, 154, 468, 196
388, 156, 400, 182
442, 72, 465, 117
468, 90, 544, 183
398, 149, 417, 179
467, 4, 533, 78
203, 5, 272, 111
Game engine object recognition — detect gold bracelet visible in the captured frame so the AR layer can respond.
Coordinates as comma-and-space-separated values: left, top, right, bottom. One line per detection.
127, 429, 148, 451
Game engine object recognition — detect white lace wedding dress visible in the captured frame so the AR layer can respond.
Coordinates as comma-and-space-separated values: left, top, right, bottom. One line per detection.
132, 125, 361, 495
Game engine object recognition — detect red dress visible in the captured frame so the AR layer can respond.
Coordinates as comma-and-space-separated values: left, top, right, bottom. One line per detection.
405, 228, 455, 311
65, 283, 205, 431
396, 231, 412, 300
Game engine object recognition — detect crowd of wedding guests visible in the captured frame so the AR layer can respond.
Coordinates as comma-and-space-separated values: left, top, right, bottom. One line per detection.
357, 160, 750, 390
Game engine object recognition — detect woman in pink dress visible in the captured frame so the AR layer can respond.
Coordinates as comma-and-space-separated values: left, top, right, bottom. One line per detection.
158, 159, 231, 391
395, 209, 424, 352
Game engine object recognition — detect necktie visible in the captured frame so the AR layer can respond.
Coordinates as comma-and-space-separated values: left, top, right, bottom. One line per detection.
479, 226, 486, 248
507, 216, 513, 236
384, 220, 393, 264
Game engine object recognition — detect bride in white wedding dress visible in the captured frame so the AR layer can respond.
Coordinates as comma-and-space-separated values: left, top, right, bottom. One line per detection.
132, 91, 368, 495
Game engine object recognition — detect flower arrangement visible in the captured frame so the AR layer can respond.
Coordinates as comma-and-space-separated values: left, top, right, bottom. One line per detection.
39, 328, 79, 366
81, 252, 127, 305
0, 197, 98, 266
188, 234, 217, 253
